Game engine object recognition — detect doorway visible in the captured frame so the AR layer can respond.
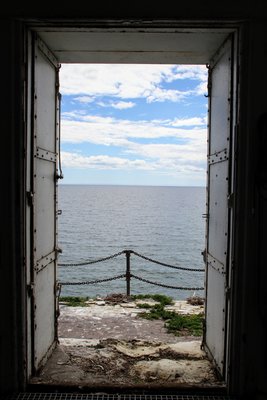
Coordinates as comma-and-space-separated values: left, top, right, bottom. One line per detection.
25, 24, 238, 391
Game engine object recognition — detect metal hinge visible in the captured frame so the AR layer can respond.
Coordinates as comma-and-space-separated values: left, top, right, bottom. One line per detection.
27, 283, 34, 297
204, 63, 212, 98
55, 172, 64, 180
55, 246, 62, 259
201, 248, 207, 263
225, 286, 231, 299
26, 191, 34, 207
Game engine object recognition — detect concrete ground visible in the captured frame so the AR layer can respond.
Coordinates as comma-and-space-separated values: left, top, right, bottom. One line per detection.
30, 295, 224, 390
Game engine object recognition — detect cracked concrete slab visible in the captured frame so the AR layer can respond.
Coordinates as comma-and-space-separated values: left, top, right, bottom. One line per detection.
30, 296, 223, 389
131, 358, 215, 383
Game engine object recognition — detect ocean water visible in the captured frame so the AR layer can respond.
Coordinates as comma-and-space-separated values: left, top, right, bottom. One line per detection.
58, 185, 206, 300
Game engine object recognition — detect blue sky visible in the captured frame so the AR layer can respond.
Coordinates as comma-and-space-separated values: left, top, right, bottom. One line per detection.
60, 64, 208, 186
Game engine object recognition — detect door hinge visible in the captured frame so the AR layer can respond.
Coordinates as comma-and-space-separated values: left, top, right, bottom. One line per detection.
225, 286, 231, 299
27, 283, 34, 297
55, 246, 62, 259
26, 191, 34, 207
201, 248, 207, 263
204, 63, 212, 98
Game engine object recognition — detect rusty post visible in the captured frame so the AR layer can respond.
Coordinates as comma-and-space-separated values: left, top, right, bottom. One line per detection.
125, 250, 131, 297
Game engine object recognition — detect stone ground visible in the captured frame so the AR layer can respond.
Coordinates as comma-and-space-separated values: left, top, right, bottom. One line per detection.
30, 295, 224, 390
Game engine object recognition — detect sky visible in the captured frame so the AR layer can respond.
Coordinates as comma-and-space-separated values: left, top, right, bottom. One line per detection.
59, 64, 208, 186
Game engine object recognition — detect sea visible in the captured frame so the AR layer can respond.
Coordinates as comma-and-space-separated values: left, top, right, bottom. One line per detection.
57, 185, 206, 300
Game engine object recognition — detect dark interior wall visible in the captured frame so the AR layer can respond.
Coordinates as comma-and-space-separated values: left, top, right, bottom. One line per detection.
0, 20, 26, 393
233, 21, 267, 398
225, 21, 267, 399
0, 1, 267, 19
1, 3, 267, 397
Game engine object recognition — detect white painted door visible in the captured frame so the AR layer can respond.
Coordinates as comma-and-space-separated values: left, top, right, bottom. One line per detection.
203, 36, 235, 378
30, 34, 60, 372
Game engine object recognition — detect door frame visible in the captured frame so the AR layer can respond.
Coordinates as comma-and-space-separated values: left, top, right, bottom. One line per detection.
25, 20, 241, 389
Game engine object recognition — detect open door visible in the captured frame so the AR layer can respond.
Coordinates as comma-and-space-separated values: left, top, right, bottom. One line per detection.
203, 36, 235, 379
28, 34, 60, 373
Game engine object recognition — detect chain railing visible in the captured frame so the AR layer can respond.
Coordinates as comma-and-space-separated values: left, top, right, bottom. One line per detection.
58, 249, 205, 295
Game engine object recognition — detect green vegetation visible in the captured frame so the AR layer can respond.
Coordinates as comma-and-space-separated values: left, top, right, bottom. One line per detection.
59, 296, 89, 307
135, 294, 204, 336
131, 293, 174, 306
137, 303, 153, 309
165, 313, 204, 336
59, 293, 204, 336
139, 306, 203, 336
138, 303, 173, 320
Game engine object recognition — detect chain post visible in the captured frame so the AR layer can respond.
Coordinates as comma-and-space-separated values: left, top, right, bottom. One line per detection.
58, 249, 205, 291
124, 250, 132, 297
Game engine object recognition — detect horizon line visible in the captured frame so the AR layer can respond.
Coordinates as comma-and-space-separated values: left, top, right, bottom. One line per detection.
58, 183, 206, 187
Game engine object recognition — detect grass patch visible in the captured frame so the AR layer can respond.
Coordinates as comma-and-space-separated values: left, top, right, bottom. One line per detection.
137, 303, 154, 309
131, 294, 174, 306
138, 304, 173, 321
136, 296, 204, 336
165, 313, 204, 336
59, 296, 89, 307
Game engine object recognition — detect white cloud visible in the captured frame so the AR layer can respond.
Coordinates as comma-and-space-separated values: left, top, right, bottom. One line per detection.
61, 114, 207, 145
61, 151, 156, 170
96, 100, 136, 109
169, 116, 207, 127
59, 64, 208, 182
61, 148, 206, 175
127, 142, 206, 164
110, 101, 136, 109
168, 65, 208, 82
146, 87, 187, 103
74, 96, 95, 103
194, 81, 208, 96
60, 64, 207, 103
60, 114, 207, 174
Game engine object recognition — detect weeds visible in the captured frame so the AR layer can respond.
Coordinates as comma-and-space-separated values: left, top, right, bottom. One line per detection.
59, 296, 89, 307
59, 293, 204, 336
165, 313, 204, 336
137, 303, 153, 309
131, 294, 174, 306
135, 295, 204, 336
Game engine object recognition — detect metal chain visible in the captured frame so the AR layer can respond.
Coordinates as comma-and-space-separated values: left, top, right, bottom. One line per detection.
131, 250, 205, 272
58, 249, 204, 271
60, 273, 126, 286
130, 273, 204, 290
58, 249, 204, 289
58, 250, 125, 267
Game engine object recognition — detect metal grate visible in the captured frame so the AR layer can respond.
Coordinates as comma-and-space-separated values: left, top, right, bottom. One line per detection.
4, 394, 238, 400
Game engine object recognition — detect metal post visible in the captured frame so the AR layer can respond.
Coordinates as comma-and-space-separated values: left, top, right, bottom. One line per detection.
125, 250, 131, 297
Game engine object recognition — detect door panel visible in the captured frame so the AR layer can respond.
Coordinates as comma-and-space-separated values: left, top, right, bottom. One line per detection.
31, 34, 60, 372
35, 158, 56, 260
204, 36, 234, 378
35, 41, 58, 152
34, 262, 56, 365
205, 265, 226, 366
208, 160, 229, 264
